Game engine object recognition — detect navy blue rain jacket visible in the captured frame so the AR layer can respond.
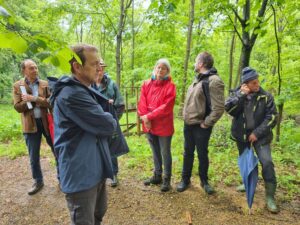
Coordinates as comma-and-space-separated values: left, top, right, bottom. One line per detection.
48, 76, 117, 194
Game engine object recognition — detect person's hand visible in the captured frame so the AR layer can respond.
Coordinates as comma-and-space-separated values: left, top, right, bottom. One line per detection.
248, 133, 257, 143
200, 122, 209, 129
240, 84, 250, 95
140, 115, 149, 123
141, 115, 151, 129
108, 99, 114, 104
144, 120, 152, 130
21, 94, 36, 102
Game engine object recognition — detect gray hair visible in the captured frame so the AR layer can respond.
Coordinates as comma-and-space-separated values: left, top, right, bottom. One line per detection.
154, 58, 171, 75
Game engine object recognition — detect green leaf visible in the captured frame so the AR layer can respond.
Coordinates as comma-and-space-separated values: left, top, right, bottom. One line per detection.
0, 32, 27, 53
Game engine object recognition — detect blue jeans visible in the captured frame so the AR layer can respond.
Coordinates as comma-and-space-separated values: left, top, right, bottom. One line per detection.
181, 124, 212, 184
24, 118, 57, 183
237, 142, 277, 184
66, 180, 107, 225
146, 133, 172, 178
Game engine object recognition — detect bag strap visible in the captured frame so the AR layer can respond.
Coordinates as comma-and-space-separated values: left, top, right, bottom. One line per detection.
201, 76, 211, 117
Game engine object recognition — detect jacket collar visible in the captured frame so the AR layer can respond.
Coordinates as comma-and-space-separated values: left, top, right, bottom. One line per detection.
195, 67, 218, 81
25, 77, 39, 85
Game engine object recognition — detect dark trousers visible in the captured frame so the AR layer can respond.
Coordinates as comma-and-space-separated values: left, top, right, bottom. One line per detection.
111, 156, 118, 175
24, 118, 58, 183
237, 142, 277, 184
181, 124, 212, 184
146, 133, 172, 178
66, 180, 107, 225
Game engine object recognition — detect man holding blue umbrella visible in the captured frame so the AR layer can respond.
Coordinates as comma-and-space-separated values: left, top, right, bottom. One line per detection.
225, 67, 279, 213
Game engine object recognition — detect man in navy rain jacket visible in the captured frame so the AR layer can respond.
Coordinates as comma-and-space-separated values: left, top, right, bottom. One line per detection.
50, 44, 117, 225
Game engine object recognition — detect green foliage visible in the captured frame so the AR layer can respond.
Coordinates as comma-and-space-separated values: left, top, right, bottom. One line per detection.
0, 138, 26, 159
0, 104, 22, 141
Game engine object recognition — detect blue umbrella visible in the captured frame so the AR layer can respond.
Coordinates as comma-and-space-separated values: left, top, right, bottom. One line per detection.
238, 147, 259, 211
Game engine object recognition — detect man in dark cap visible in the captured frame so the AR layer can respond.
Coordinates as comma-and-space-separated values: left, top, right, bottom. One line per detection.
225, 67, 279, 213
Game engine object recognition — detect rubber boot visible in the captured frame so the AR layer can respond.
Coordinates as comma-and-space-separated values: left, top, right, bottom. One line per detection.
236, 184, 246, 192
161, 177, 171, 192
144, 174, 162, 186
265, 182, 279, 213
111, 175, 118, 187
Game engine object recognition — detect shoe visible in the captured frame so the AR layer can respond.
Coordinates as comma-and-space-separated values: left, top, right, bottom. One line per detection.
176, 180, 190, 192
202, 183, 215, 195
265, 182, 279, 213
160, 178, 171, 192
144, 174, 162, 186
28, 182, 44, 195
111, 175, 118, 187
236, 184, 246, 192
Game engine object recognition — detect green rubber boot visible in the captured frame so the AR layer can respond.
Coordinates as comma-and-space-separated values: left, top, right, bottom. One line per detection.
265, 182, 279, 213
236, 184, 246, 192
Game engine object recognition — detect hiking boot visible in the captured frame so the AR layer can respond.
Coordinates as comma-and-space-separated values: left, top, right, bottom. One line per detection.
144, 174, 162, 186
236, 184, 246, 192
160, 177, 171, 192
265, 182, 279, 213
176, 180, 190, 192
111, 175, 118, 188
201, 181, 215, 195
28, 182, 44, 195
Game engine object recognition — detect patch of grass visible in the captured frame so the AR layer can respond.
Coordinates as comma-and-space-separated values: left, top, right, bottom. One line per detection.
0, 138, 27, 159
0, 104, 22, 142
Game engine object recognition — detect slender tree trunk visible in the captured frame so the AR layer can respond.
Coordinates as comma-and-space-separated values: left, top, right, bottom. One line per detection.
116, 0, 132, 87
131, 0, 135, 70
80, 21, 83, 43
234, 53, 242, 88
272, 4, 283, 142
229, 16, 237, 92
180, 0, 195, 107
116, 0, 125, 87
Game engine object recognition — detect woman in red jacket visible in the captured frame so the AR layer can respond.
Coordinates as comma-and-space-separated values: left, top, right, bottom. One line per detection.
138, 58, 176, 192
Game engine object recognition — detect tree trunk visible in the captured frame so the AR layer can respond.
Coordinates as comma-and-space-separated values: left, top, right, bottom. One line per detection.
233, 0, 269, 72
131, 0, 135, 70
234, 53, 242, 88
240, 44, 252, 69
180, 0, 195, 107
271, 4, 284, 142
116, 0, 132, 88
116, 0, 125, 88
228, 16, 237, 92
80, 21, 83, 43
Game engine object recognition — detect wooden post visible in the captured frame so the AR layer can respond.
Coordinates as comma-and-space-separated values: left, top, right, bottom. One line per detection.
125, 89, 129, 135
136, 87, 140, 136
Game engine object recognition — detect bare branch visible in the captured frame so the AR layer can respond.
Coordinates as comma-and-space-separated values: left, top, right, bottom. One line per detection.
250, 0, 269, 45
230, 6, 244, 26
227, 14, 243, 44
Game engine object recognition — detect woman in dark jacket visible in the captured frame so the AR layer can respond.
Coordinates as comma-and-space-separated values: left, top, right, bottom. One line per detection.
93, 59, 126, 187
138, 58, 176, 192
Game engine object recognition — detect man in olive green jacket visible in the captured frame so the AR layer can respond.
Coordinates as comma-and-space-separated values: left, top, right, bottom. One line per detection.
13, 59, 57, 195
177, 52, 224, 194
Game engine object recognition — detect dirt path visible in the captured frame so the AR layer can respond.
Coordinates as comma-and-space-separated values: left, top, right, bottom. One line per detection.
0, 156, 299, 225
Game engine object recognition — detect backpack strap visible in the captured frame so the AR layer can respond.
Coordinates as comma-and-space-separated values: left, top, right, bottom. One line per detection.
201, 76, 211, 117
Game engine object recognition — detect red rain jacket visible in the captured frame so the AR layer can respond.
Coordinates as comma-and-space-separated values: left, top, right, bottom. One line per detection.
138, 77, 176, 136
